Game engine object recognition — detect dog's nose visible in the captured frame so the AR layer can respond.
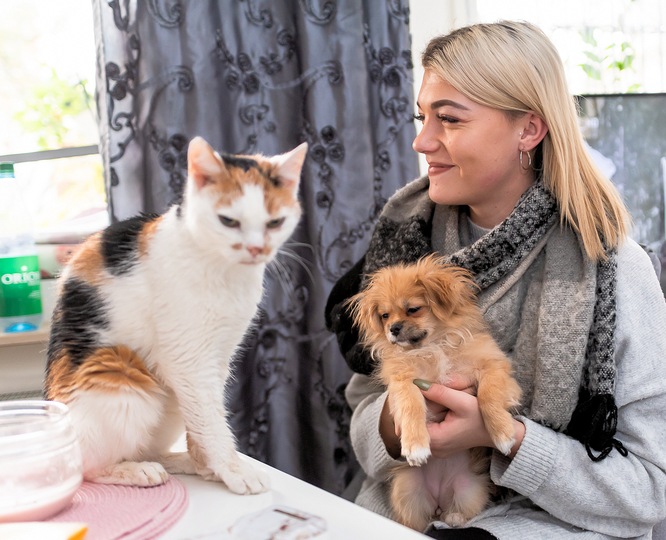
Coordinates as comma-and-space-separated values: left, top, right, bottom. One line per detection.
390, 322, 403, 336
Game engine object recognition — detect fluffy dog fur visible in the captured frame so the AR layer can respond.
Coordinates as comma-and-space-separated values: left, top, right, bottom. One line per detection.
347, 254, 522, 531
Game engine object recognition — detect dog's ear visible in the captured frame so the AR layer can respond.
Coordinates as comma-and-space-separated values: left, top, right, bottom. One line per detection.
344, 290, 384, 338
416, 256, 478, 320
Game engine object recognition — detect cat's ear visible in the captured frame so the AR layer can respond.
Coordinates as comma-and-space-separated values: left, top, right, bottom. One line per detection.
188, 136, 227, 190
268, 142, 308, 194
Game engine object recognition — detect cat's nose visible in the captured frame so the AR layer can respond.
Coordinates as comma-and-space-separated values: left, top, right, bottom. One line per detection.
247, 246, 262, 257
390, 322, 403, 336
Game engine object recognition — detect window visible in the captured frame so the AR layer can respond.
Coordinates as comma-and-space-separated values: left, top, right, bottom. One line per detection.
476, 0, 666, 95
0, 0, 107, 246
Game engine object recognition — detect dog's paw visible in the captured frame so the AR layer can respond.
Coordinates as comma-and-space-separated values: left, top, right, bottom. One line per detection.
483, 409, 518, 455
402, 445, 431, 467
444, 512, 467, 528
494, 437, 516, 456
217, 459, 270, 495
506, 379, 523, 410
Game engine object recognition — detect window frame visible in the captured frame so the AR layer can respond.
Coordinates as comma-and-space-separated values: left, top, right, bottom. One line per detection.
0, 145, 99, 165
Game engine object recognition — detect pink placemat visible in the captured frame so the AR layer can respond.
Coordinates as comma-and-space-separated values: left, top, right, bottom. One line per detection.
47, 477, 189, 540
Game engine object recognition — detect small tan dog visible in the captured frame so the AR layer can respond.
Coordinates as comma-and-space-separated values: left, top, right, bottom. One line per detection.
347, 255, 521, 531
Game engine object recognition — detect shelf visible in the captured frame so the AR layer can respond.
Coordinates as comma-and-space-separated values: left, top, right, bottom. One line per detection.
0, 325, 51, 347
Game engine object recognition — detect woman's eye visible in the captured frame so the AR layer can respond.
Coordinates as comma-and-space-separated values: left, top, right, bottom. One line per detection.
381, 313, 389, 320
437, 115, 459, 124
266, 217, 286, 229
413, 113, 458, 125
219, 216, 240, 228
407, 306, 421, 315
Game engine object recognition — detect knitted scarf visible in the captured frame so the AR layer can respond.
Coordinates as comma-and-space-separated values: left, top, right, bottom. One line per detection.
349, 177, 627, 462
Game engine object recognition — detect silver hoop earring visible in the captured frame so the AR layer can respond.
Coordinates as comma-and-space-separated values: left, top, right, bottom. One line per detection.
519, 149, 532, 170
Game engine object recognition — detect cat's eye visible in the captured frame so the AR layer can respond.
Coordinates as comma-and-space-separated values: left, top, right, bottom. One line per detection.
407, 306, 421, 315
266, 217, 286, 229
381, 313, 389, 320
219, 216, 240, 228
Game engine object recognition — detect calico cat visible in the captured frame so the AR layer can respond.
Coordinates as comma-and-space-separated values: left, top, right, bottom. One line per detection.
45, 136, 307, 494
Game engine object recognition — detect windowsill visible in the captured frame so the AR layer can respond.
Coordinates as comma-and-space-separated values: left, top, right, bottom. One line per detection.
0, 280, 57, 349
0, 324, 51, 347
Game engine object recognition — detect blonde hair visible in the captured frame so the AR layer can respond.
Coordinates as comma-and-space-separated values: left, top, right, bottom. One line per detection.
422, 21, 629, 261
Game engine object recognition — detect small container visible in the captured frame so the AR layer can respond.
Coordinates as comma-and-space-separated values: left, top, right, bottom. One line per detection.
0, 162, 43, 333
0, 400, 83, 522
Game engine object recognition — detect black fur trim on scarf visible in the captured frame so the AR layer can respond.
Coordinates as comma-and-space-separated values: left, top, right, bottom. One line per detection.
565, 246, 627, 460
566, 392, 628, 461
362, 214, 434, 284
325, 255, 375, 376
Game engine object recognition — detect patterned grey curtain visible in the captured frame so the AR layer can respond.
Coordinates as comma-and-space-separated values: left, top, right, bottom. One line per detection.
92, 0, 418, 494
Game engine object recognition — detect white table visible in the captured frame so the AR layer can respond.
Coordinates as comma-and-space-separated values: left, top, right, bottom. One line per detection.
161, 456, 425, 539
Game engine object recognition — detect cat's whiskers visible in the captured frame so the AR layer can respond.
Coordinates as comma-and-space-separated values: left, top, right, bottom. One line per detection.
267, 255, 303, 308
276, 246, 315, 284
283, 241, 315, 254
267, 256, 289, 287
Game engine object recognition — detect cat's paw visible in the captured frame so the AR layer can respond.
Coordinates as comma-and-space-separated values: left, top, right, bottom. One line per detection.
218, 460, 270, 495
401, 444, 431, 467
132, 462, 170, 486
87, 461, 169, 486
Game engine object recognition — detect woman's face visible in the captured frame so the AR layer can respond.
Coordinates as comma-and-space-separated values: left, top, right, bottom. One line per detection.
413, 70, 533, 228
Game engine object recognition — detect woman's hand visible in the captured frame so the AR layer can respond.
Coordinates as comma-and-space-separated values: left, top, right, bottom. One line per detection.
416, 377, 525, 459
421, 373, 476, 424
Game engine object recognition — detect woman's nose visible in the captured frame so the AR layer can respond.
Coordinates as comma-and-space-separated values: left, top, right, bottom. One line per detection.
412, 123, 439, 154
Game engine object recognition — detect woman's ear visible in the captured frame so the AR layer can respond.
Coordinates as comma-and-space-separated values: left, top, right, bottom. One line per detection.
518, 112, 548, 152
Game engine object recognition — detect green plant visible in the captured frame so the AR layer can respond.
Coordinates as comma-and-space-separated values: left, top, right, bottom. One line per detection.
13, 68, 94, 149
579, 27, 641, 93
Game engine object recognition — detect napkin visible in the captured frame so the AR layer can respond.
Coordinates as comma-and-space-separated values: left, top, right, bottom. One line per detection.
0, 522, 87, 540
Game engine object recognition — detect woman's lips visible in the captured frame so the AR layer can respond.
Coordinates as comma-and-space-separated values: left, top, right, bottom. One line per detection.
427, 163, 453, 176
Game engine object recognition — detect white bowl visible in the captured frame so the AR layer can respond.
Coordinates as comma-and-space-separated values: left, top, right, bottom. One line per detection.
0, 400, 83, 522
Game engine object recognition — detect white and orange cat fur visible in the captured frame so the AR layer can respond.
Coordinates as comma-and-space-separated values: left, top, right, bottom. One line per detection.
347, 255, 522, 530
45, 137, 307, 494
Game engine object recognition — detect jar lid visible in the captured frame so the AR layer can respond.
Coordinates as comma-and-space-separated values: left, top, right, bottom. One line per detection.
0, 163, 15, 174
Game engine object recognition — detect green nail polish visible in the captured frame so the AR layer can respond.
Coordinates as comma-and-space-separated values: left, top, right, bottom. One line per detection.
413, 379, 432, 391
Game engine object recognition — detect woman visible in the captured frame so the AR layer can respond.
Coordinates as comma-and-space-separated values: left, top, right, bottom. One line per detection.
325, 21, 666, 539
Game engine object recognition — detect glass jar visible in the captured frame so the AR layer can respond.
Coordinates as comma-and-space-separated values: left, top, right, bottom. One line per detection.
0, 400, 83, 522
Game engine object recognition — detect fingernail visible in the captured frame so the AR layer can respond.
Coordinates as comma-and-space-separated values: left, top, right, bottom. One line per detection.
413, 379, 432, 391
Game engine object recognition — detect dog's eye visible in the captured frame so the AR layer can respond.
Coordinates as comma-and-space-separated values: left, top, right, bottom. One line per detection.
381, 313, 389, 320
407, 306, 421, 315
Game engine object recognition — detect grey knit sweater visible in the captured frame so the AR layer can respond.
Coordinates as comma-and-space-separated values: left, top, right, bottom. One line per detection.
346, 228, 666, 539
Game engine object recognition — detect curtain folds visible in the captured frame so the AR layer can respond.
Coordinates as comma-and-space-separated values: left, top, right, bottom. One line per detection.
92, 0, 418, 494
